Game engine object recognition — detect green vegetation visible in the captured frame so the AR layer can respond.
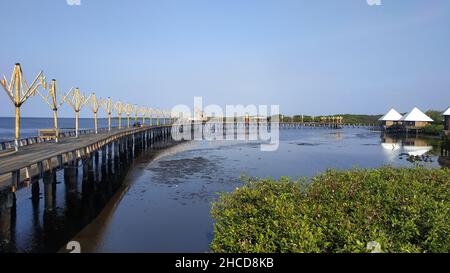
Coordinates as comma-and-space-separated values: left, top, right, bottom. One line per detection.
277, 114, 382, 124
337, 114, 382, 124
420, 110, 446, 136
426, 110, 444, 125
211, 167, 450, 253
422, 124, 445, 136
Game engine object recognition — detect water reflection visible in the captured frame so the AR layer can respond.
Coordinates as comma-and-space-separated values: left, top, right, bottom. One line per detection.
381, 133, 443, 163
1, 128, 448, 253
69, 128, 445, 253
0, 136, 177, 253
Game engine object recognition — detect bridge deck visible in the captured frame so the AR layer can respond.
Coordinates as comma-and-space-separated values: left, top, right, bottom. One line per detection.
0, 125, 172, 190
1, 129, 116, 174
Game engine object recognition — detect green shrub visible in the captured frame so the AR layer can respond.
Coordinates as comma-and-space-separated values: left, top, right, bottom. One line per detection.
211, 167, 450, 253
422, 124, 444, 136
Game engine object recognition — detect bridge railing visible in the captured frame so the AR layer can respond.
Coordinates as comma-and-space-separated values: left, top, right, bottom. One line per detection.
0, 123, 175, 152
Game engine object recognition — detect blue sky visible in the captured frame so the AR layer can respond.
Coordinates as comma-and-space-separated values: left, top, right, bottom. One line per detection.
1, 0, 449, 117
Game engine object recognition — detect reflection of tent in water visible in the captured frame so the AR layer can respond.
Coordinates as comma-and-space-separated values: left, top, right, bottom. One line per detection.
381, 142, 402, 161
403, 138, 433, 156
403, 146, 433, 156
381, 143, 401, 151
381, 135, 401, 151
380, 135, 402, 160
381, 135, 433, 157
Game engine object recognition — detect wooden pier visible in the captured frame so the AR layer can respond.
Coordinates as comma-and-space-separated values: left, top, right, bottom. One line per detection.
0, 120, 379, 191
0, 124, 175, 192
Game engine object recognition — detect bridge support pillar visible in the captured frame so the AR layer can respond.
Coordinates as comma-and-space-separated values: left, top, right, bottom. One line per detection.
101, 147, 107, 167
10, 170, 20, 190
31, 177, 40, 203
94, 150, 99, 166
43, 171, 56, 211
64, 166, 78, 194
0, 190, 15, 249
82, 156, 94, 182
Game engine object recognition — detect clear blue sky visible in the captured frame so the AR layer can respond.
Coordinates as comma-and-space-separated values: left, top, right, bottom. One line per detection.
1, 0, 449, 117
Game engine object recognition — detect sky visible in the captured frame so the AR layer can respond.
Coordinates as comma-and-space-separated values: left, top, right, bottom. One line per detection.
1, 0, 450, 117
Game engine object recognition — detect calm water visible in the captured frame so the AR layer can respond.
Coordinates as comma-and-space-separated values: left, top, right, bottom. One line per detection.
0, 123, 445, 253
71, 128, 442, 253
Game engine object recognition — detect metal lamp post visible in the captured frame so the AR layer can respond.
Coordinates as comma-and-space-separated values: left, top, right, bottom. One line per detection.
1, 63, 45, 150
114, 100, 125, 129
36, 79, 70, 142
89, 92, 101, 134
65, 87, 90, 138
101, 97, 113, 131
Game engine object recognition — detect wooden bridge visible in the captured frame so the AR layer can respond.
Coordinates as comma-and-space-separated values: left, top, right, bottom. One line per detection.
0, 124, 175, 192
0, 120, 380, 190
278, 122, 379, 129
0, 120, 381, 211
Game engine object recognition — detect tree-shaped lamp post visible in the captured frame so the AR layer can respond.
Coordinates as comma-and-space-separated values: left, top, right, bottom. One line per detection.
101, 97, 113, 131
155, 109, 161, 126
89, 92, 101, 134
1, 63, 45, 150
115, 100, 124, 129
161, 110, 165, 125
140, 106, 147, 125
133, 104, 139, 124
65, 88, 90, 138
125, 103, 133, 128
148, 108, 154, 126
36, 79, 70, 143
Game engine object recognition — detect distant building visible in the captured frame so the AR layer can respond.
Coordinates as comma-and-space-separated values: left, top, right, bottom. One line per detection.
443, 107, 450, 133
249, 116, 268, 122
399, 107, 433, 128
379, 108, 402, 128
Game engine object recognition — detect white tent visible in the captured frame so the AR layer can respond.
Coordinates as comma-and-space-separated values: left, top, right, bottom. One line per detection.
442, 107, 450, 116
399, 107, 433, 122
379, 108, 403, 121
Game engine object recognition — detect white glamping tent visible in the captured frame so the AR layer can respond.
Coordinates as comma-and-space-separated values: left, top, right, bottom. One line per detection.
399, 107, 433, 128
379, 108, 403, 127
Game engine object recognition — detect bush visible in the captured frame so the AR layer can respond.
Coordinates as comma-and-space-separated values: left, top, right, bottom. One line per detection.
210, 167, 450, 253
422, 124, 444, 136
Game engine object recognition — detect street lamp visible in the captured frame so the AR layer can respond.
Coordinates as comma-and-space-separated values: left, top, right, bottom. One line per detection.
65, 87, 90, 138
1, 63, 45, 150
36, 79, 70, 142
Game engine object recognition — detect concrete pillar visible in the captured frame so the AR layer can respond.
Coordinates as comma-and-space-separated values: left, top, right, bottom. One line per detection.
0, 190, 15, 249
43, 171, 56, 211
64, 166, 78, 194
101, 147, 107, 167
94, 150, 99, 166
11, 170, 20, 190
31, 178, 40, 203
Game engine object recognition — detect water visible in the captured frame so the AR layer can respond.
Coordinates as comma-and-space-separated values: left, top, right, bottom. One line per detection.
0, 122, 445, 253
70, 128, 443, 253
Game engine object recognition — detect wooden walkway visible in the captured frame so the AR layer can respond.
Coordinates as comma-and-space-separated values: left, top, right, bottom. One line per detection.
0, 121, 380, 191
0, 125, 172, 191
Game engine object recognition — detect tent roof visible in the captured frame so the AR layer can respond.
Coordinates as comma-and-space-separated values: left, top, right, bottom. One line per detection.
442, 107, 450, 116
399, 107, 433, 122
379, 108, 403, 121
